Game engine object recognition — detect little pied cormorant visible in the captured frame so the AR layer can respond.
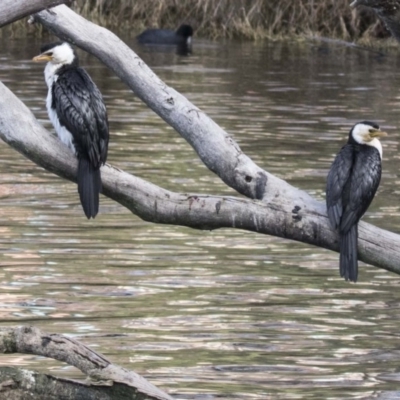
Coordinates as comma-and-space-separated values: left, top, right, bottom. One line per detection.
33, 42, 109, 219
326, 121, 387, 282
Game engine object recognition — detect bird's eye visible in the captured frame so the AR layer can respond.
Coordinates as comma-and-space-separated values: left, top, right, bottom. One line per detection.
368, 129, 375, 133
46, 52, 53, 56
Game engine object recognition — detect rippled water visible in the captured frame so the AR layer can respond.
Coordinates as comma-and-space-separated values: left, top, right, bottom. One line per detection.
1, 34, 400, 399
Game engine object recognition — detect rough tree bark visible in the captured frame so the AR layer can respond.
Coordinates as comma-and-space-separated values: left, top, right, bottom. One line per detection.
0, 326, 173, 400
0, 0, 71, 28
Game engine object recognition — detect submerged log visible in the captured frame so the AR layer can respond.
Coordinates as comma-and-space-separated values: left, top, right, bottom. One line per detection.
0, 326, 173, 400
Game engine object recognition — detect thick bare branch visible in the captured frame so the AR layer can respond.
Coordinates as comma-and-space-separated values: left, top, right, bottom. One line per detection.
0, 81, 400, 276
0, 326, 173, 400
0, 0, 70, 27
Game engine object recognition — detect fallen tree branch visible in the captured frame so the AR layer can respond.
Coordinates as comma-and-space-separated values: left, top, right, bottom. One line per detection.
0, 0, 70, 27
0, 326, 173, 400
0, 81, 400, 275
0, 2, 398, 277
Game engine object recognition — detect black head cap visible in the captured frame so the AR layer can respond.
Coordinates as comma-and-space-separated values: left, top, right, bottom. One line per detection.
40, 41, 64, 54
38, 41, 78, 66
176, 24, 194, 38
356, 120, 379, 129
348, 120, 380, 144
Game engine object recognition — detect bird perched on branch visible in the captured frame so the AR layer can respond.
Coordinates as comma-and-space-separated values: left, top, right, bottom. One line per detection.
326, 121, 387, 282
33, 41, 109, 219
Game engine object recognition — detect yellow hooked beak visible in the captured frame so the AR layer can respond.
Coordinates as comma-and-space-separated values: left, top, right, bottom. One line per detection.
32, 54, 53, 62
369, 128, 388, 139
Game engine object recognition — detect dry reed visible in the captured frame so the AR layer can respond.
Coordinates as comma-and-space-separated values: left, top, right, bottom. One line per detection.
3, 0, 390, 41
72, 0, 384, 40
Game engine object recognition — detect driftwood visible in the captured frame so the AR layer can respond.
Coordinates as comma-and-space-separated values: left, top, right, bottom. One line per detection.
0, 326, 173, 400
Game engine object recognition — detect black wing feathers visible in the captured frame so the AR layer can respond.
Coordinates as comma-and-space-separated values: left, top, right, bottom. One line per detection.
52, 66, 109, 167
52, 66, 109, 218
326, 145, 381, 233
326, 145, 354, 230
340, 148, 381, 233
326, 143, 381, 282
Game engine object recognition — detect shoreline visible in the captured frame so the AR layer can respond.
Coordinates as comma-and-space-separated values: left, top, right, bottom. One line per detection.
1, 0, 394, 43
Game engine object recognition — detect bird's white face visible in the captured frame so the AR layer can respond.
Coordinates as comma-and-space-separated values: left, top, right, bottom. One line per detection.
351, 122, 387, 144
32, 42, 75, 65
351, 122, 387, 159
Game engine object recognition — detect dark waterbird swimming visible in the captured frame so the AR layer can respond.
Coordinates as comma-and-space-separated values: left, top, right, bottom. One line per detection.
137, 24, 193, 45
326, 121, 387, 282
350, 0, 400, 41
33, 42, 109, 219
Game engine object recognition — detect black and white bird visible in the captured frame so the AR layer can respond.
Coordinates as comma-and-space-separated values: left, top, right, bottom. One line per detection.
33, 42, 109, 219
326, 121, 387, 282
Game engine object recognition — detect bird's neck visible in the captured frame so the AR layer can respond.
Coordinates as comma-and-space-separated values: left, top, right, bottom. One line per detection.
368, 138, 383, 160
44, 62, 63, 87
354, 139, 383, 160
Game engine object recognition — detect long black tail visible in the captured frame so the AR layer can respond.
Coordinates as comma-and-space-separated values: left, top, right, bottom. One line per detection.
339, 224, 358, 282
77, 158, 101, 219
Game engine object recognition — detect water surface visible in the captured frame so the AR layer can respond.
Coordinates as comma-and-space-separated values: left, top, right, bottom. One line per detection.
0, 35, 400, 399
